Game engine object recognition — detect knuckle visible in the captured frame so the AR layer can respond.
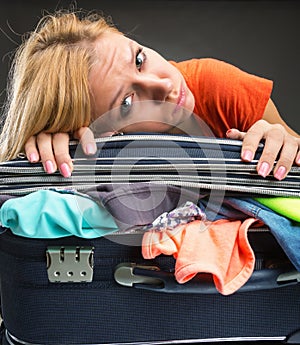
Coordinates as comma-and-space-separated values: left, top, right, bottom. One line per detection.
55, 153, 72, 166
261, 149, 277, 162
267, 128, 285, 140
242, 143, 251, 150
39, 149, 53, 160
36, 131, 50, 141
75, 127, 89, 138
36, 135, 52, 152
285, 136, 298, 148
53, 132, 69, 141
24, 140, 36, 151
272, 123, 285, 131
277, 156, 294, 168
251, 119, 264, 128
53, 151, 67, 160
245, 126, 261, 136
53, 143, 67, 155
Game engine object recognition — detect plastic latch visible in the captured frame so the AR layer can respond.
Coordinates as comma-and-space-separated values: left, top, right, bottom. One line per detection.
277, 270, 300, 284
46, 246, 94, 283
114, 263, 161, 287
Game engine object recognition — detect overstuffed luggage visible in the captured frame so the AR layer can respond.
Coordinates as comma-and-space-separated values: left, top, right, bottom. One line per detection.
0, 134, 299, 344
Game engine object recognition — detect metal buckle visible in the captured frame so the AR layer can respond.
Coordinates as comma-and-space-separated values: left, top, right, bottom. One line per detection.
46, 246, 94, 283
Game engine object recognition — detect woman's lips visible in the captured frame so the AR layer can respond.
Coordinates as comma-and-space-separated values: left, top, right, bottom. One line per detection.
172, 85, 186, 115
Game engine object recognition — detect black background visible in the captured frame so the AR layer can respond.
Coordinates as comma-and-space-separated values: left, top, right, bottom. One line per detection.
1, 0, 300, 133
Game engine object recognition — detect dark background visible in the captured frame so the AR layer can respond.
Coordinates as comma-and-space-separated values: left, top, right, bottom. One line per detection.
1, 0, 300, 133
0, 2, 299, 344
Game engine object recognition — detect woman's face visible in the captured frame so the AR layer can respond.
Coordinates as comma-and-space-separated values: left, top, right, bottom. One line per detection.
88, 32, 195, 134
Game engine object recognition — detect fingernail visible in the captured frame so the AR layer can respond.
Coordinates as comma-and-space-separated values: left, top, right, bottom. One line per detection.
242, 150, 253, 162
258, 161, 270, 178
226, 129, 232, 137
45, 160, 55, 174
274, 166, 286, 181
60, 163, 71, 178
29, 153, 39, 163
86, 143, 96, 155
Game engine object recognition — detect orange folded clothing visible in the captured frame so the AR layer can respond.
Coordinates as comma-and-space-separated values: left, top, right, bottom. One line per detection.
142, 218, 258, 295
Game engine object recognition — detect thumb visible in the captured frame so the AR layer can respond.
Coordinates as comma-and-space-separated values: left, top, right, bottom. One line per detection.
73, 127, 97, 155
226, 128, 246, 140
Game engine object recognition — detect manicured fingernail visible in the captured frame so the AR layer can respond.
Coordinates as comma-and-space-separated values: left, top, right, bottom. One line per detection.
226, 129, 232, 136
274, 166, 286, 181
60, 163, 71, 178
242, 150, 253, 162
45, 160, 55, 174
258, 161, 270, 178
85, 143, 96, 155
29, 153, 39, 163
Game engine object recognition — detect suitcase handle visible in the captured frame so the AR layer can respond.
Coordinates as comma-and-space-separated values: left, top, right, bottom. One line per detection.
114, 263, 300, 294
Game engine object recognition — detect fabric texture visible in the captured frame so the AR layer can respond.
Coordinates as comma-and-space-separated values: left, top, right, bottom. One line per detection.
89, 183, 203, 231
0, 190, 118, 238
143, 201, 206, 231
0, 184, 205, 238
255, 197, 300, 222
142, 218, 257, 295
201, 196, 300, 271
171, 58, 273, 138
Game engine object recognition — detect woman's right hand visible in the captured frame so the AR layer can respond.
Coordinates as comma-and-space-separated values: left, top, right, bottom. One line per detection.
25, 127, 97, 177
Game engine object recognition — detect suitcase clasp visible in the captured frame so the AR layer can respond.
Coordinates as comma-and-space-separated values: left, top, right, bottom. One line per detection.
46, 246, 94, 283
114, 263, 162, 287
277, 270, 300, 284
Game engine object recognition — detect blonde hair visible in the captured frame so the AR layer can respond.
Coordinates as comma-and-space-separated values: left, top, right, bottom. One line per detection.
0, 10, 120, 161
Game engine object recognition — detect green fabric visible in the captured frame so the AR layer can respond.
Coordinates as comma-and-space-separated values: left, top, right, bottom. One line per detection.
0, 190, 118, 238
255, 197, 300, 222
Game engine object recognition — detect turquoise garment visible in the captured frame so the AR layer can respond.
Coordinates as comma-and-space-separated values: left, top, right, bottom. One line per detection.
0, 190, 118, 238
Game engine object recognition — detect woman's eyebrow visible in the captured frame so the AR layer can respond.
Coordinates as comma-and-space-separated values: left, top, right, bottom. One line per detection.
109, 41, 135, 110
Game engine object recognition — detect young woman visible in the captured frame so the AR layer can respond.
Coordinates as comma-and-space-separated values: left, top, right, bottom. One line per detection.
1, 10, 299, 179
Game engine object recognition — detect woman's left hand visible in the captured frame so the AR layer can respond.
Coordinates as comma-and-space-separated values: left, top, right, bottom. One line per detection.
226, 119, 300, 180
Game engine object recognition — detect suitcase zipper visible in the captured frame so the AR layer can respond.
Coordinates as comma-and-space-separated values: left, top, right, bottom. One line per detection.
91, 133, 258, 147
5, 330, 286, 345
105, 225, 271, 238
0, 180, 299, 197
0, 134, 299, 197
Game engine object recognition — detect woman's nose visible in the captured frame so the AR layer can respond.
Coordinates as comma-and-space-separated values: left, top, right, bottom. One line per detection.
135, 76, 173, 101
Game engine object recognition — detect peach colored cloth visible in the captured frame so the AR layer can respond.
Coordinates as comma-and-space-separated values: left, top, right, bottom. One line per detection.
142, 218, 258, 295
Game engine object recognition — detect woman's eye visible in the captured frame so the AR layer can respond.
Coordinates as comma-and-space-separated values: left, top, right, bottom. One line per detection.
121, 94, 133, 116
136, 49, 145, 70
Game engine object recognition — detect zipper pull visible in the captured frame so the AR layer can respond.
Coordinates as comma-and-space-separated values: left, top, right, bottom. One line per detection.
112, 131, 124, 136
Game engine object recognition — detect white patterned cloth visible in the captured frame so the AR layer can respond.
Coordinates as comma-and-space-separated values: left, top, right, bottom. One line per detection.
144, 201, 206, 231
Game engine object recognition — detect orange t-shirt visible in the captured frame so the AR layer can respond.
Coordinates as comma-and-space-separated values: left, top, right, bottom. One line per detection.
170, 58, 273, 138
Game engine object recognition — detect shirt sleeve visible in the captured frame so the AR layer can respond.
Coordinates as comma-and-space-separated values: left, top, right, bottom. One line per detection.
171, 58, 273, 138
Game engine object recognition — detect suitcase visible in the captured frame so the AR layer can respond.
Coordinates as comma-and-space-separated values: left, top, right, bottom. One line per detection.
0, 134, 299, 345
1, 133, 299, 197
